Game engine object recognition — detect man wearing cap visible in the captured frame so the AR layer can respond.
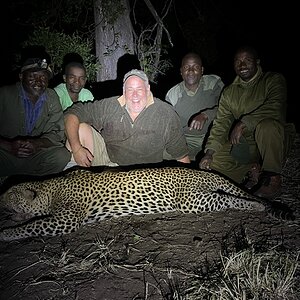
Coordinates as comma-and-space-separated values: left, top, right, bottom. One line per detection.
0, 57, 71, 177
64, 69, 190, 168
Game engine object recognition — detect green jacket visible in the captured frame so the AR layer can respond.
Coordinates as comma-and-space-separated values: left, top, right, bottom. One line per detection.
0, 82, 66, 146
205, 66, 287, 153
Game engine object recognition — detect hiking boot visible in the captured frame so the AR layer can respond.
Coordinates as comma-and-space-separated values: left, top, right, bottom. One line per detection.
242, 163, 261, 190
254, 172, 282, 200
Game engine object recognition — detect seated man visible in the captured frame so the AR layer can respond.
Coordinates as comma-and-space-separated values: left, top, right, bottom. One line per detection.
166, 52, 224, 161
64, 69, 190, 168
0, 56, 71, 177
54, 61, 94, 111
199, 46, 296, 199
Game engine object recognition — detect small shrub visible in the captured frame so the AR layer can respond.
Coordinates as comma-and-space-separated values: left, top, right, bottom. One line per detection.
21, 27, 99, 81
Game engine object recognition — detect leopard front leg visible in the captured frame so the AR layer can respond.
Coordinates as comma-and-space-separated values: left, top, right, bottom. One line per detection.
0, 212, 84, 241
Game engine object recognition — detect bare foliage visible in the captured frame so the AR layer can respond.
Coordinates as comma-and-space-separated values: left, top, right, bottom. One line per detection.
136, 0, 173, 82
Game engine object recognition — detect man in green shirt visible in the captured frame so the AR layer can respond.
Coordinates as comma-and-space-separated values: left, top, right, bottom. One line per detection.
199, 46, 296, 199
54, 62, 94, 111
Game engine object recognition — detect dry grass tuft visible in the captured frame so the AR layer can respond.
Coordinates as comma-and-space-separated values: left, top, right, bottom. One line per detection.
184, 249, 299, 300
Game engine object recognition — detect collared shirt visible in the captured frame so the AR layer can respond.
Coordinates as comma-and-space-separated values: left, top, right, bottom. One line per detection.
20, 86, 47, 134
0, 82, 66, 145
54, 83, 94, 111
64, 95, 189, 165
166, 74, 224, 136
205, 66, 287, 154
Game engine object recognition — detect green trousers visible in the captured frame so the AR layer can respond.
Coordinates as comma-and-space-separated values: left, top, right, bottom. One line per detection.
0, 146, 71, 176
210, 119, 296, 184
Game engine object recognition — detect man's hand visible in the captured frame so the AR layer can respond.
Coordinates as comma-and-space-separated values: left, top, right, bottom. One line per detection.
199, 149, 214, 170
230, 121, 246, 145
72, 146, 94, 167
9, 139, 37, 157
16, 140, 36, 157
4, 137, 53, 157
189, 113, 208, 130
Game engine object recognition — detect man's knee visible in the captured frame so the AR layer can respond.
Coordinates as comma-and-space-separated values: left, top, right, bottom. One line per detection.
78, 123, 94, 152
256, 118, 284, 136
44, 147, 71, 173
79, 123, 93, 136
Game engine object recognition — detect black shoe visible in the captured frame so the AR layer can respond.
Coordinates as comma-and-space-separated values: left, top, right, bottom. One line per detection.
253, 172, 282, 200
242, 163, 261, 190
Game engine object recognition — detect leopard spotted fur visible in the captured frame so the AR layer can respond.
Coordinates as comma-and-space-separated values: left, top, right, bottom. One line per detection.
0, 166, 293, 241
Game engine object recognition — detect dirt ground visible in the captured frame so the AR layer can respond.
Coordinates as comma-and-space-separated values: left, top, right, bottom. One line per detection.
0, 136, 299, 300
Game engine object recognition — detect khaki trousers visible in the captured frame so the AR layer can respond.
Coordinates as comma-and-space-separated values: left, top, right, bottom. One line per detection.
91, 128, 118, 167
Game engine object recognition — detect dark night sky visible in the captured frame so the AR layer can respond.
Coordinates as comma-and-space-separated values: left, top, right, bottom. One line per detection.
0, 1, 297, 129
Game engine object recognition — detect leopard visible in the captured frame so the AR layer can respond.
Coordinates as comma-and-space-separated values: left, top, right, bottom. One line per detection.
0, 166, 294, 241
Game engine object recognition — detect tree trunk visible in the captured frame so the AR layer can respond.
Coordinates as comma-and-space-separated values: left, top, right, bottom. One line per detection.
93, 0, 135, 82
